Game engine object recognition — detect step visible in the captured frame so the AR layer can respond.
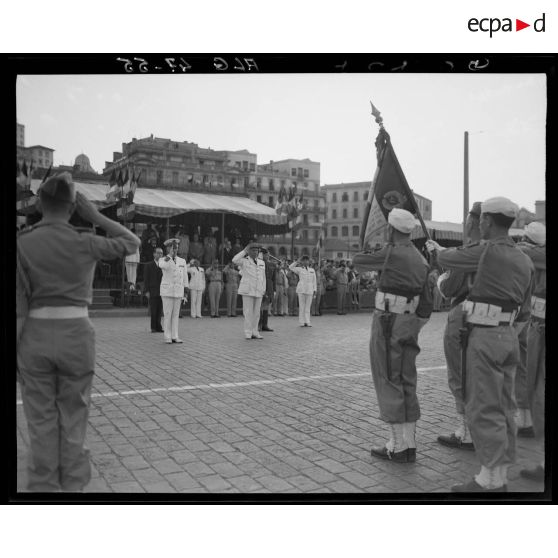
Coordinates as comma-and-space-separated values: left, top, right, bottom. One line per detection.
88, 303, 115, 309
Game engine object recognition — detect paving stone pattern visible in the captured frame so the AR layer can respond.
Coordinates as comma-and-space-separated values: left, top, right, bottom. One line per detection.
16, 311, 544, 494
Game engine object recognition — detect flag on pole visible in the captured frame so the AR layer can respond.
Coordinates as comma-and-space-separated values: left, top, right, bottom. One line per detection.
360, 124, 422, 249
127, 169, 140, 204
106, 169, 119, 202
315, 229, 323, 252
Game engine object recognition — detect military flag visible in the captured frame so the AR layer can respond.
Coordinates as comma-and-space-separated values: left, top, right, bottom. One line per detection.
360, 102, 429, 249
106, 169, 119, 202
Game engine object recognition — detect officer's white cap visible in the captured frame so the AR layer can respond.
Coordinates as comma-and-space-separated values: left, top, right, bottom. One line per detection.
39, 172, 76, 203
524, 222, 546, 245
388, 208, 418, 234
481, 197, 519, 218
164, 238, 180, 247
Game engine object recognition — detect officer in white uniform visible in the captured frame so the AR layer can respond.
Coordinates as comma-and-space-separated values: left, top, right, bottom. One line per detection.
289, 255, 317, 327
158, 238, 189, 343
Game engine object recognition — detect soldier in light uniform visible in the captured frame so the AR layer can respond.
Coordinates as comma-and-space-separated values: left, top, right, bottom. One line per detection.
158, 238, 189, 343
436, 202, 481, 450
516, 222, 546, 482
17, 173, 140, 491
427, 197, 534, 492
353, 208, 433, 463
289, 255, 317, 327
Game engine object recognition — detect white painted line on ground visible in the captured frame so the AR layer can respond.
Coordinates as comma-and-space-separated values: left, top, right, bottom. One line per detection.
16, 365, 447, 405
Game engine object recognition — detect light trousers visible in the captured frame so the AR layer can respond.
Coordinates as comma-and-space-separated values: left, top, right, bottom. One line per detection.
162, 297, 182, 341
297, 293, 313, 325
208, 282, 222, 316
125, 262, 138, 286
190, 289, 204, 318
225, 283, 238, 316
274, 285, 286, 315
242, 295, 263, 337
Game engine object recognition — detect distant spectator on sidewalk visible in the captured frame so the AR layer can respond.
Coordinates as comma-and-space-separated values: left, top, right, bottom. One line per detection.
206, 259, 223, 318
335, 262, 349, 314
220, 238, 234, 265
143, 246, 164, 332
176, 226, 190, 261
258, 250, 276, 332
125, 227, 141, 290
273, 259, 288, 316
223, 261, 240, 317
189, 232, 204, 263
187, 258, 205, 318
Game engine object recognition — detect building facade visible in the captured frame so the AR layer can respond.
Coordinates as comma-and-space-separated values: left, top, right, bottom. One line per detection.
102, 136, 326, 258
321, 181, 432, 260
16, 123, 25, 147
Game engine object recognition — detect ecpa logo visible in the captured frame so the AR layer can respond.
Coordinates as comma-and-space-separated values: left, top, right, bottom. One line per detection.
468, 13, 546, 37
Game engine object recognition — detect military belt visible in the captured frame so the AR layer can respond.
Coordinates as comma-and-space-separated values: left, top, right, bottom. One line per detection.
531, 296, 545, 319
462, 300, 517, 326
376, 291, 419, 314
29, 306, 88, 319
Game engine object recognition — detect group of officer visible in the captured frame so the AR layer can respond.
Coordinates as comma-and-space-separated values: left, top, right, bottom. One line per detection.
353, 198, 546, 492
16, 170, 546, 494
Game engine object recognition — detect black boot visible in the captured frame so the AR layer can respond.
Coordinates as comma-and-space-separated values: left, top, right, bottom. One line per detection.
262, 310, 273, 332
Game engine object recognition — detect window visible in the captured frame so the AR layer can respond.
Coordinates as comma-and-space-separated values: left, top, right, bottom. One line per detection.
313, 214, 320, 223
291, 168, 297, 176
314, 200, 318, 209
235, 161, 241, 168
303, 230, 308, 240
353, 208, 359, 218
304, 169, 309, 178
172, 172, 178, 186
342, 226, 349, 237
298, 167, 303, 177
269, 179, 275, 191
279, 246, 287, 255
425, 204, 430, 213
332, 192, 337, 202
341, 192, 349, 202
315, 183, 319, 192
352, 225, 360, 236
269, 196, 274, 206
243, 161, 248, 170
303, 214, 308, 225
304, 182, 308, 189
257, 195, 262, 203
156, 170, 163, 185
314, 230, 319, 240
331, 226, 338, 237
342, 209, 348, 219
363, 191, 368, 201
249, 163, 255, 172
244, 176, 250, 188
353, 191, 359, 201
332, 209, 337, 219
256, 179, 262, 189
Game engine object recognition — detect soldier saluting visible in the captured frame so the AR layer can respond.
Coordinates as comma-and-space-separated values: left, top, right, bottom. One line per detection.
353, 208, 433, 464
427, 197, 534, 492
17, 172, 140, 492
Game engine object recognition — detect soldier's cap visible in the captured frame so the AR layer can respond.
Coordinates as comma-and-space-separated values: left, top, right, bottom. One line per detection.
481, 197, 519, 218
164, 238, 180, 247
469, 201, 482, 217
38, 172, 76, 203
388, 208, 418, 234
524, 221, 546, 245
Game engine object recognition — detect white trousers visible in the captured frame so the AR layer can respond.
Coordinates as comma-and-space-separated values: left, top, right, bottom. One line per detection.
125, 262, 138, 286
190, 289, 204, 318
162, 297, 182, 341
242, 295, 263, 337
297, 293, 313, 326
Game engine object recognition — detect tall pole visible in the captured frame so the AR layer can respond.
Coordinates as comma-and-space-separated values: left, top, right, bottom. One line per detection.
463, 131, 469, 245
221, 213, 225, 266
291, 226, 295, 259
120, 197, 127, 307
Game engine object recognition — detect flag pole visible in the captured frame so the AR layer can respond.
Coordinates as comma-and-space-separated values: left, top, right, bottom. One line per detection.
463, 131, 469, 246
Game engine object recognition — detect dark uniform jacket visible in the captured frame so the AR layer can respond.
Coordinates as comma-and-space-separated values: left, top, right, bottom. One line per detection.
143, 259, 163, 296
353, 240, 433, 318
517, 243, 546, 299
437, 235, 534, 321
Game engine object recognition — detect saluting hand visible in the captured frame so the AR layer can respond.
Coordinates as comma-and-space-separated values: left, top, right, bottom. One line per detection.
75, 191, 100, 223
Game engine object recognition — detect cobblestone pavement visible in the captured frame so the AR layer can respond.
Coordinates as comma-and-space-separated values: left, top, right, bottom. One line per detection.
16, 310, 544, 495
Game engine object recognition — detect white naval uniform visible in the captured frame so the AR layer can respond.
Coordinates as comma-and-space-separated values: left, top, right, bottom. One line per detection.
158, 255, 189, 341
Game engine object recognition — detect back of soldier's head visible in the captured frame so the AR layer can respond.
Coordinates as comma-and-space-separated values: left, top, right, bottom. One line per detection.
39, 173, 76, 214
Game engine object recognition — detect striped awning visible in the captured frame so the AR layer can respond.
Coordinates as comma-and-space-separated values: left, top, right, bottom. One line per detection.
31, 179, 288, 226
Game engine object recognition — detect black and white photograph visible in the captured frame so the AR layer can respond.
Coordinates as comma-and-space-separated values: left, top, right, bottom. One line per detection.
13, 59, 551, 503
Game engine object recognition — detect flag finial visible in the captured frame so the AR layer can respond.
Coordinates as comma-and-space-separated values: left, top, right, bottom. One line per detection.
370, 101, 384, 128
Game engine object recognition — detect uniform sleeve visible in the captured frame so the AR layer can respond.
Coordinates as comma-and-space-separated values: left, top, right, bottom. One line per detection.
289, 263, 302, 275
516, 268, 534, 323
158, 258, 172, 270
87, 233, 141, 261
437, 243, 485, 272
415, 274, 433, 319
438, 270, 469, 299
518, 245, 546, 270
232, 250, 246, 265
352, 247, 389, 272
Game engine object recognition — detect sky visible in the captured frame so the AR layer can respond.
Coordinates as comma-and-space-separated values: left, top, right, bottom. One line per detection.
16, 72, 546, 223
